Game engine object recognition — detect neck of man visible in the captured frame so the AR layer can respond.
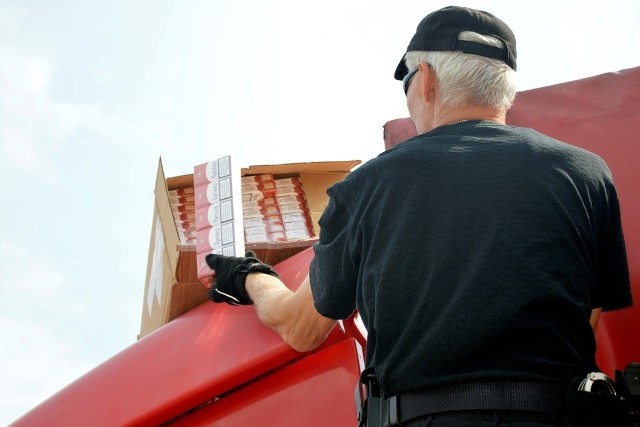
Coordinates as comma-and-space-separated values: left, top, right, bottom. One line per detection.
428, 104, 506, 132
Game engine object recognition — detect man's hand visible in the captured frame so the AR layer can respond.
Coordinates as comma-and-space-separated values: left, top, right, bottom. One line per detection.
205, 250, 279, 305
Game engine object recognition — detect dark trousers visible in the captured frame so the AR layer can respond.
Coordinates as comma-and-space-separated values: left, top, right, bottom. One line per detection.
404, 410, 569, 426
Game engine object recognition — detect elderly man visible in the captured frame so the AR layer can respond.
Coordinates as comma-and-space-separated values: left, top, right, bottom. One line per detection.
206, 6, 632, 426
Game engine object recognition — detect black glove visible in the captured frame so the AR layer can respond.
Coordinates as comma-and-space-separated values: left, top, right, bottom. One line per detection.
205, 250, 279, 305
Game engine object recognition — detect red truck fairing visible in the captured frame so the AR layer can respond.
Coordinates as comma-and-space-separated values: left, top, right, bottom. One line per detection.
12, 67, 639, 426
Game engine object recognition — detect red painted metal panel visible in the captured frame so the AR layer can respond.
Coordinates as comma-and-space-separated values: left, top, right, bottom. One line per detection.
169, 338, 364, 426
10, 248, 332, 427
11, 305, 301, 427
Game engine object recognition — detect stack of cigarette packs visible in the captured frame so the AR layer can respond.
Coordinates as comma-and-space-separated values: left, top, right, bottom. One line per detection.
242, 175, 315, 244
193, 156, 243, 288
274, 177, 315, 241
168, 187, 196, 245
191, 156, 320, 288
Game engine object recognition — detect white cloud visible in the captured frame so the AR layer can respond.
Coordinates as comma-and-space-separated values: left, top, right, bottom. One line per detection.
87, 60, 116, 84
0, 316, 96, 425
0, 243, 64, 295
0, 243, 96, 425
0, 45, 100, 183
0, 242, 88, 333
0, 43, 178, 186
0, 46, 56, 179
0, 1, 25, 32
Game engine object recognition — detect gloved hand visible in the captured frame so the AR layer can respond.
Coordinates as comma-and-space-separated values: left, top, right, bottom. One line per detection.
205, 250, 280, 305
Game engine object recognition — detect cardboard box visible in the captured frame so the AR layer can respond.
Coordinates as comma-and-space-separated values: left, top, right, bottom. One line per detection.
141, 158, 360, 338
139, 159, 206, 339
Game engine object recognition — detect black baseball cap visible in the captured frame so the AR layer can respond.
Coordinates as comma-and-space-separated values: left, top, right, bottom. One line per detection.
394, 6, 517, 80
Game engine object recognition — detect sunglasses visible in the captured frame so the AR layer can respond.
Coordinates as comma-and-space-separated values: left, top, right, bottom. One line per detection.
403, 68, 419, 95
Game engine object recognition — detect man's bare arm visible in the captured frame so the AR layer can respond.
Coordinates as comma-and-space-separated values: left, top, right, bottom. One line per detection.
246, 273, 337, 352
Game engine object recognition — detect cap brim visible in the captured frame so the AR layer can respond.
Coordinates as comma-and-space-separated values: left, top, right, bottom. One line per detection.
394, 55, 408, 81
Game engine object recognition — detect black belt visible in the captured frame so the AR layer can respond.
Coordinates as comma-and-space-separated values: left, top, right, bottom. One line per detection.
388, 381, 566, 425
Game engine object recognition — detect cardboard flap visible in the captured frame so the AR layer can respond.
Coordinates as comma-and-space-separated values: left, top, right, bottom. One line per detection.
241, 160, 360, 176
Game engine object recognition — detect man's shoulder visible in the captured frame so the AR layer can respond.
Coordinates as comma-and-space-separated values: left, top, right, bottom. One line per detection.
503, 125, 613, 180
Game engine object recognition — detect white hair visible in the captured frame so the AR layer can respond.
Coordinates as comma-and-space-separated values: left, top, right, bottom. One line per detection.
404, 31, 517, 113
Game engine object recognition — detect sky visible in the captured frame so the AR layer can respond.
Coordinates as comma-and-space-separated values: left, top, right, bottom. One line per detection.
1, 0, 639, 424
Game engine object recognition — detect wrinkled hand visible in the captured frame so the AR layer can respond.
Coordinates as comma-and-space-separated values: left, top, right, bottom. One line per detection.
205, 250, 279, 305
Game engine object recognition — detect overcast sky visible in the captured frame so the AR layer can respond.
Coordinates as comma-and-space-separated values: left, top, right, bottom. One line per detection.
2, 0, 639, 424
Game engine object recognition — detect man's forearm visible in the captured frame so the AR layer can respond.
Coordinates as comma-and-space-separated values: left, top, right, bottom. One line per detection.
245, 272, 294, 334
246, 273, 337, 352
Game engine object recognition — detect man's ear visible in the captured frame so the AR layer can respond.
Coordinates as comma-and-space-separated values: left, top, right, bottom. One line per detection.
418, 61, 435, 103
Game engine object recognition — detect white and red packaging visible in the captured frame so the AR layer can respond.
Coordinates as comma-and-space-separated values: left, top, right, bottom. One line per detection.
243, 214, 286, 242
244, 230, 287, 243
274, 177, 304, 195
273, 181, 316, 241
193, 156, 244, 288
284, 228, 314, 240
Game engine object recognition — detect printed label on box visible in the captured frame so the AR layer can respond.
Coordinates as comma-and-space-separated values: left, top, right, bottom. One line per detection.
218, 156, 231, 178
208, 203, 221, 225
220, 199, 233, 223
208, 225, 222, 249
221, 222, 235, 245
206, 161, 218, 181
207, 182, 220, 204
219, 176, 232, 200
221, 244, 236, 256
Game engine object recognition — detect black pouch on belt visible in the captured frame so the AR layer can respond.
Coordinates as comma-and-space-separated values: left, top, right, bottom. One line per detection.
356, 368, 397, 427
566, 373, 626, 427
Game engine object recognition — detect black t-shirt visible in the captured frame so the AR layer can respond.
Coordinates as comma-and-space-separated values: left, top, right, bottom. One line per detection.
309, 121, 632, 396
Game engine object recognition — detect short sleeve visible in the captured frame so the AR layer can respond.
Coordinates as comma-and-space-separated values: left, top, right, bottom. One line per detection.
593, 181, 633, 311
308, 185, 359, 319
